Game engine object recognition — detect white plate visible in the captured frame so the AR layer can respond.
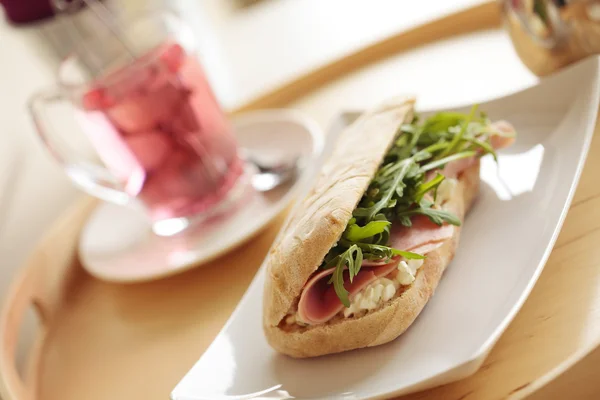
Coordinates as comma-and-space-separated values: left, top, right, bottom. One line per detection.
171, 57, 600, 400
78, 110, 324, 283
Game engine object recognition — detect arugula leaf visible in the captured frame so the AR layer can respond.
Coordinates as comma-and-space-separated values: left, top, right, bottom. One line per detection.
398, 215, 412, 227
339, 240, 423, 261
422, 112, 464, 133
438, 105, 478, 159
327, 244, 363, 307
421, 151, 477, 172
354, 158, 416, 220
414, 173, 445, 204
397, 205, 462, 227
329, 255, 351, 307
391, 248, 426, 260
344, 220, 391, 242
464, 136, 498, 161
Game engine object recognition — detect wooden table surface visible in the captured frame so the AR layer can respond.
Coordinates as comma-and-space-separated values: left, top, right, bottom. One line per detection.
3, 3, 600, 400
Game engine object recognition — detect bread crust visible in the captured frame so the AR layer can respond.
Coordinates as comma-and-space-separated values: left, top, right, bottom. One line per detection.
264, 162, 481, 358
262, 97, 415, 328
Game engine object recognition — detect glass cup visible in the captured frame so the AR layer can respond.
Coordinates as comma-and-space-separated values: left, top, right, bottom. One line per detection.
502, 0, 600, 76
29, 11, 246, 236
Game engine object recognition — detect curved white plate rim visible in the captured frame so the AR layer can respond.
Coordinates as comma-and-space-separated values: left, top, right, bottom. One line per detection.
78, 109, 325, 283
324, 56, 600, 400
172, 56, 600, 400
468, 56, 599, 361
355, 56, 600, 399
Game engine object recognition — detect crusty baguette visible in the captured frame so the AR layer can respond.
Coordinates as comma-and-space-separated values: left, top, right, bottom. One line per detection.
264, 162, 480, 357
263, 97, 415, 328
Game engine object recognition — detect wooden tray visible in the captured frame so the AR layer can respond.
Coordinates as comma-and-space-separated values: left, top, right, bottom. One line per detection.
3, 3, 600, 399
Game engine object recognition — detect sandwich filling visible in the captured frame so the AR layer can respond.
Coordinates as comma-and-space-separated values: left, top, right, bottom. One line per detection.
292, 181, 456, 326
286, 109, 516, 327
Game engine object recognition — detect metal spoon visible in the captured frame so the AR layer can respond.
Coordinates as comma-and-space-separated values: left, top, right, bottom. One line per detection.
243, 152, 301, 192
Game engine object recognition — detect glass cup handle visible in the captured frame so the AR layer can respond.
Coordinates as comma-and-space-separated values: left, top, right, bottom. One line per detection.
28, 87, 130, 205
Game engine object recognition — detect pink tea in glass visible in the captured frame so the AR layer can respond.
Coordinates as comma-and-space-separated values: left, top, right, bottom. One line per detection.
78, 41, 244, 222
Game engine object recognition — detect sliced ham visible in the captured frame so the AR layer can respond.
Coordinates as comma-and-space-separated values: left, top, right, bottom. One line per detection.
297, 259, 399, 325
296, 217, 454, 326
443, 157, 477, 179
390, 215, 454, 254
490, 120, 516, 150
296, 217, 455, 326
296, 217, 455, 325
409, 241, 445, 255
360, 259, 392, 267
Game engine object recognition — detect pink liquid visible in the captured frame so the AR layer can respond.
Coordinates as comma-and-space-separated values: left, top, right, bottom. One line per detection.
79, 42, 243, 221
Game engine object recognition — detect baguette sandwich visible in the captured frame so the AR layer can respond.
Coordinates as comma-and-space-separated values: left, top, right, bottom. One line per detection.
263, 97, 515, 358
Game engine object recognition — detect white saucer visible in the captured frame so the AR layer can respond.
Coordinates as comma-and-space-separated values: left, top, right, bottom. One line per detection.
78, 110, 324, 283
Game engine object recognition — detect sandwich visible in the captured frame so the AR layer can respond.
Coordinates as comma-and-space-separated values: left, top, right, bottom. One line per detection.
262, 97, 515, 358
